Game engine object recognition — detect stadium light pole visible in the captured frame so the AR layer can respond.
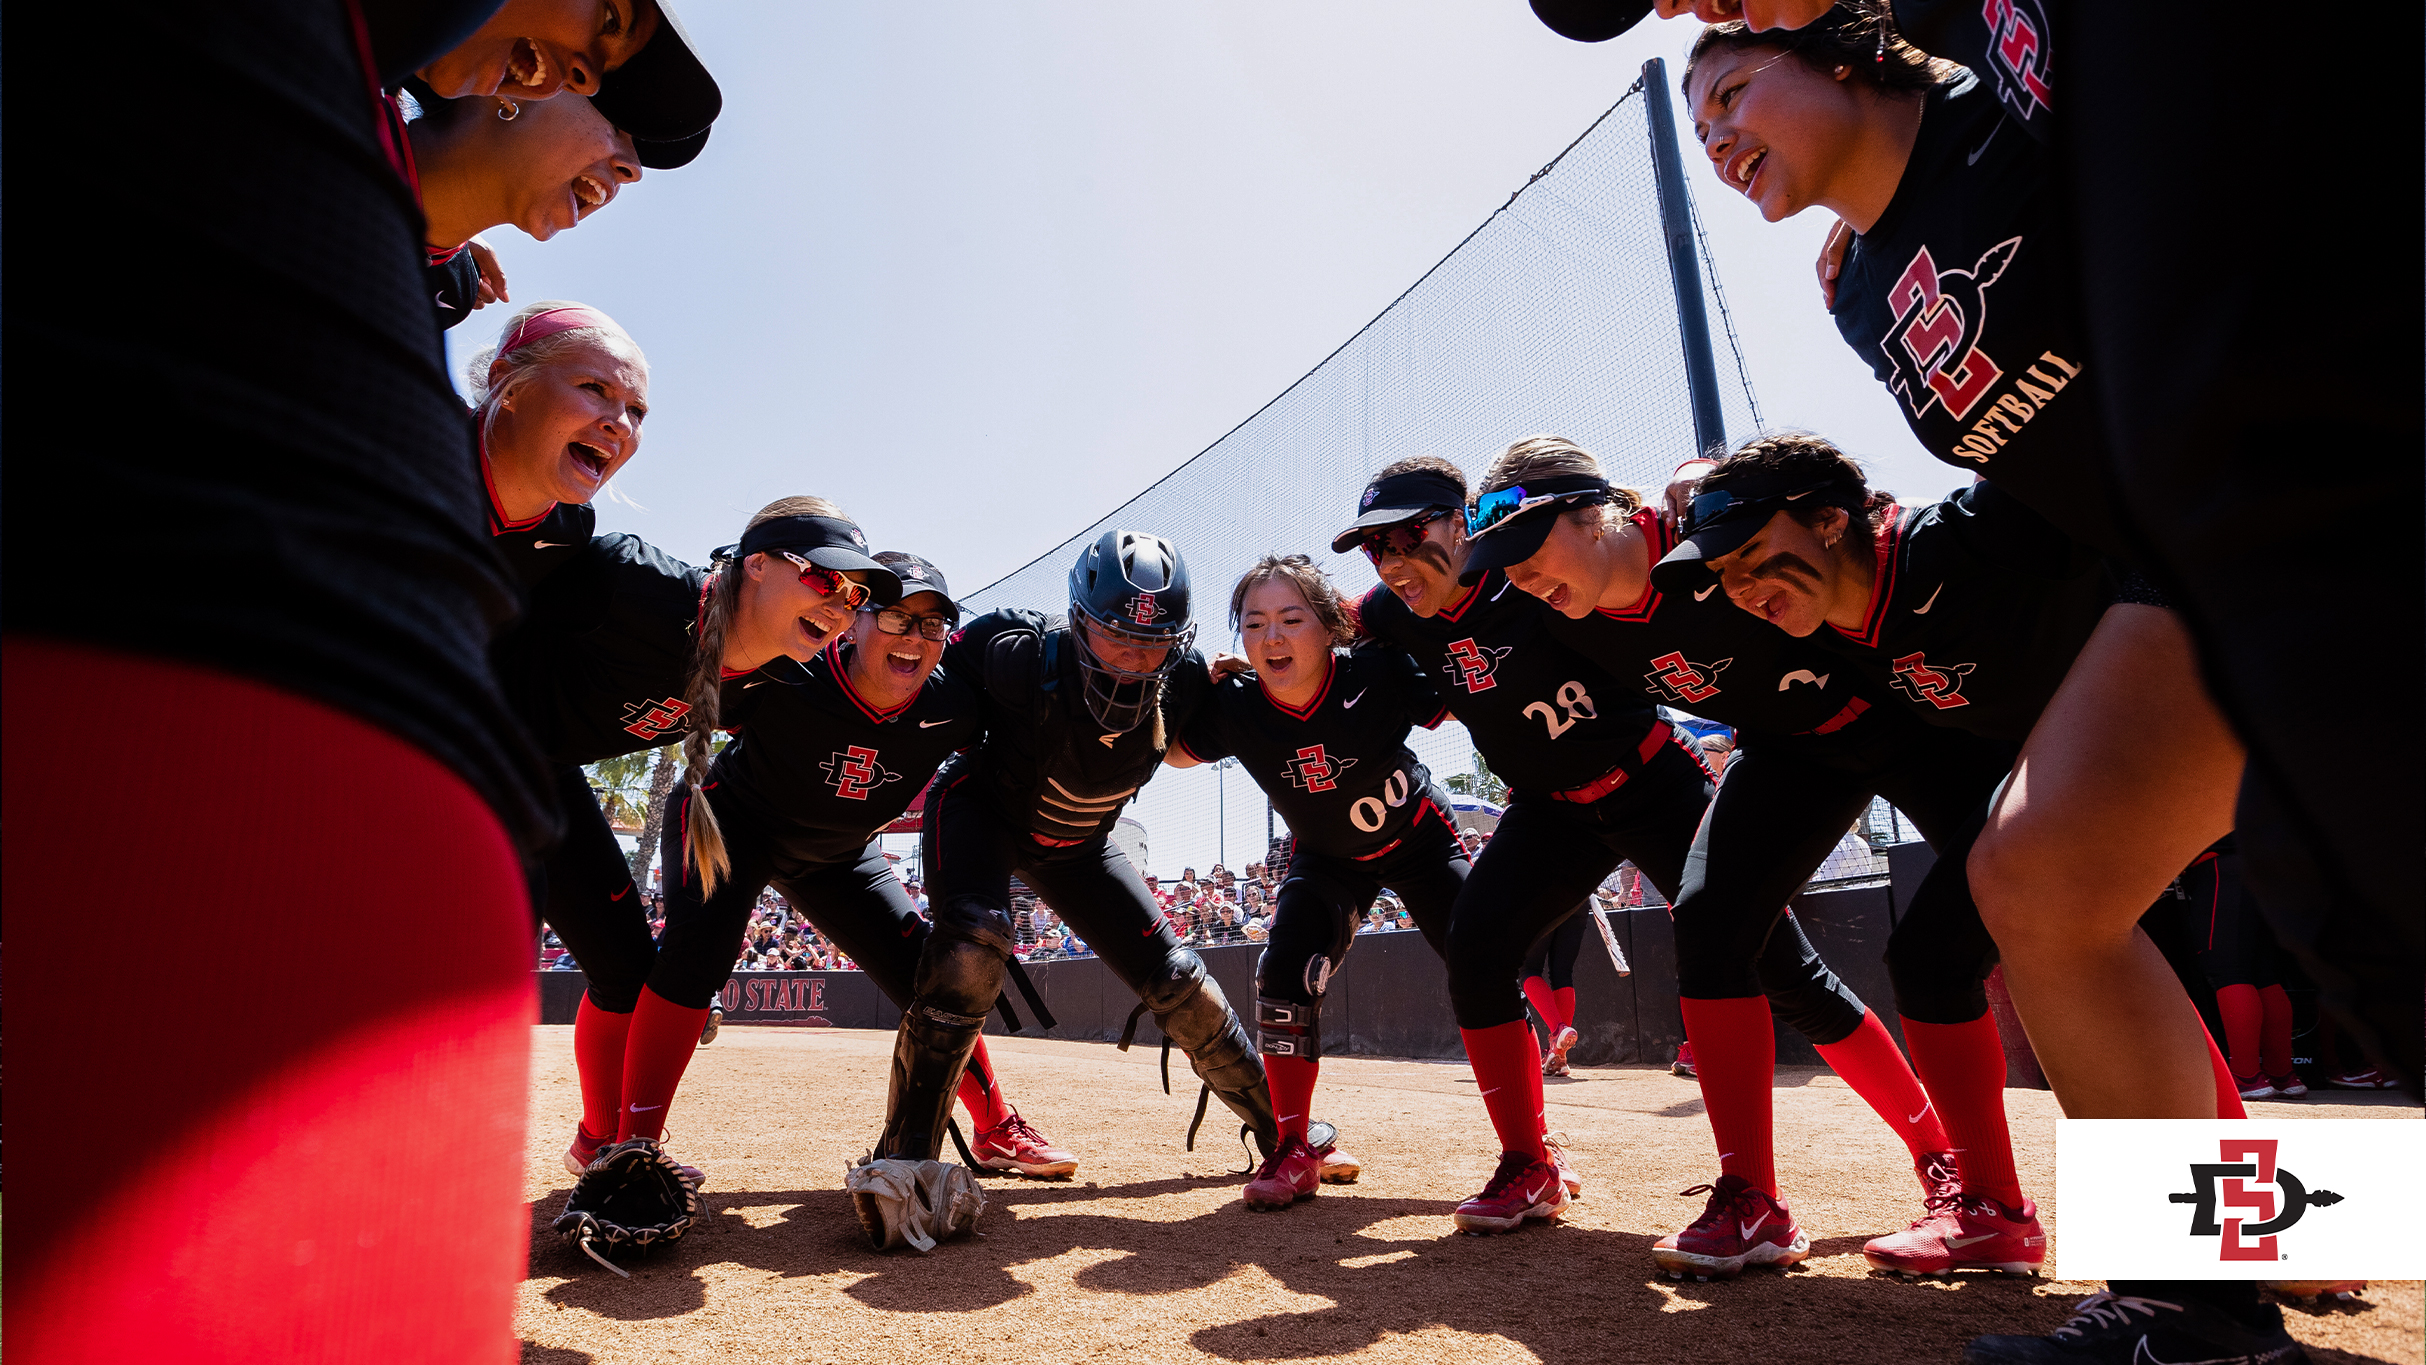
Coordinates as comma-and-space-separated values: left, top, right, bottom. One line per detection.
1641, 57, 1728, 462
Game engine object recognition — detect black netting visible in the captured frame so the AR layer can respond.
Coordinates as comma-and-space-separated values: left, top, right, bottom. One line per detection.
960, 74, 1760, 877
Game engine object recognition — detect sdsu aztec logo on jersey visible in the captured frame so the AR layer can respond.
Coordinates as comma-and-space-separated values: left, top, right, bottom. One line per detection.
1889, 652, 1976, 710
1883, 238, 2020, 427
1980, 0, 2051, 119
819, 745, 902, 801
619, 697, 691, 741
1443, 638, 1511, 693
1282, 744, 1356, 794
1644, 651, 1731, 705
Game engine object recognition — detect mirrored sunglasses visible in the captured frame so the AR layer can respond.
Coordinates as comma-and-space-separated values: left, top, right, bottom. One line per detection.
778, 552, 871, 609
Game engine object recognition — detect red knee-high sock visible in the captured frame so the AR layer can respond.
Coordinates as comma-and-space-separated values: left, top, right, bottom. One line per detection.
2215, 982, 2263, 1080
1460, 1022, 1548, 1161
2257, 984, 2295, 1078
1680, 996, 1777, 1196
955, 1034, 1015, 1132
1901, 1015, 2024, 1207
617, 987, 709, 1142
1813, 1009, 1951, 1160
1553, 986, 1577, 1036
1265, 1054, 1320, 1144
573, 995, 634, 1141
1520, 977, 1558, 1045
2204, 1026, 2247, 1118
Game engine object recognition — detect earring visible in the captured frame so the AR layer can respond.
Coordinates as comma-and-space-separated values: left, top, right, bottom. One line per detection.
1875, 24, 1887, 61
497, 99, 521, 122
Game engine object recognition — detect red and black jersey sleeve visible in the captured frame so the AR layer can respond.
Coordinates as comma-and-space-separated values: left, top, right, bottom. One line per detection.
1810, 480, 2107, 742
426, 245, 481, 330
1357, 573, 1662, 796
1833, 72, 2125, 560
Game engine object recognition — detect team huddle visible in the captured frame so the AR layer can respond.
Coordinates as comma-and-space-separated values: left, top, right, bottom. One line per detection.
20, 0, 2413, 1362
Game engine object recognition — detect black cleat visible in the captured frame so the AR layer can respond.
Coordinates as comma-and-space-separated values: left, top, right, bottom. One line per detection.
1964, 1291, 2307, 1364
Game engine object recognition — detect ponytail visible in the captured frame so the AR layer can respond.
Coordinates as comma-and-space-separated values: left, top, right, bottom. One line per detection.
680, 563, 740, 895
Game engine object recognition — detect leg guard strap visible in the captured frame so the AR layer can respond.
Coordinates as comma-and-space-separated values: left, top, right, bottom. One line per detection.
1257, 996, 1322, 1061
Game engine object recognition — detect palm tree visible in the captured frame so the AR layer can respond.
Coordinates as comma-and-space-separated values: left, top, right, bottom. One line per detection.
1443, 750, 1508, 806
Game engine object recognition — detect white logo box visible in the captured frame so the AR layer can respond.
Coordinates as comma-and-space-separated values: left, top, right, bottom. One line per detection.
2056, 1118, 2424, 1280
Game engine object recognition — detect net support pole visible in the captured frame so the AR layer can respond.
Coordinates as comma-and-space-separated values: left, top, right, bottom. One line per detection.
1641, 57, 1728, 461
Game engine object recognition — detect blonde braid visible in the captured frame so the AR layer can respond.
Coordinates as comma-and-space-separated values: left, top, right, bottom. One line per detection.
681, 565, 739, 895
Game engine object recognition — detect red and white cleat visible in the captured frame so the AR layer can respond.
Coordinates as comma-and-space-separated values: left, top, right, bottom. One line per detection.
1452, 1151, 1569, 1235
1864, 1191, 2045, 1276
1653, 1174, 1810, 1280
1671, 1041, 1697, 1078
1244, 1134, 1328, 1210
2267, 1072, 2309, 1098
2265, 1279, 2367, 1302
972, 1110, 1079, 1179
1542, 1131, 1584, 1199
2324, 1068, 2397, 1090
564, 1124, 615, 1177
1317, 1144, 1362, 1184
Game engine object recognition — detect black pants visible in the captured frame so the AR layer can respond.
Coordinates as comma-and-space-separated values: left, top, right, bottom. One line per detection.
1526, 913, 1587, 990
1257, 795, 1468, 1008
2179, 852, 2281, 994
1676, 722, 2020, 1033
539, 764, 659, 1013
2069, 11, 2422, 1092
1446, 730, 1713, 1030
653, 780, 932, 1011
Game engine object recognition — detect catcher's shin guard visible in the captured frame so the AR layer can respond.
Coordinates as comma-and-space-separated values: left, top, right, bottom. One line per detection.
876, 998, 988, 1162
1257, 996, 1321, 1060
1145, 950, 1277, 1156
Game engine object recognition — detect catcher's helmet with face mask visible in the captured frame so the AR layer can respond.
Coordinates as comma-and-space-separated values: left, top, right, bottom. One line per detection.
1067, 530, 1196, 732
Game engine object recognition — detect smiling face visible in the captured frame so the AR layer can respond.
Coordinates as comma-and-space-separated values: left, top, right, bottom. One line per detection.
494, 95, 641, 240
1503, 510, 1613, 618
418, 0, 658, 100
1702, 506, 1853, 636
485, 334, 648, 506
1237, 575, 1330, 694
738, 555, 867, 662
846, 590, 950, 699
1685, 45, 1867, 223
1369, 513, 1466, 618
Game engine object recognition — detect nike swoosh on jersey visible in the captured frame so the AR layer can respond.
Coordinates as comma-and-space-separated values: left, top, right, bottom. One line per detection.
744, 679, 769, 688
1967, 121, 2000, 166
1695, 584, 1718, 601
610, 886, 631, 902
1913, 583, 1945, 614
533, 540, 571, 549
1490, 579, 1514, 602
1341, 689, 1368, 708
920, 719, 950, 728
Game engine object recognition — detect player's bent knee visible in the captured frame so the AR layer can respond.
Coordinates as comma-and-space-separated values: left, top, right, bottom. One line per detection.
915, 930, 1008, 1019
932, 894, 1017, 954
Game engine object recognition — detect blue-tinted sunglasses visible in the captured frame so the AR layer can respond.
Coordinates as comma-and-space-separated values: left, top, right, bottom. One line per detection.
1466, 481, 1608, 538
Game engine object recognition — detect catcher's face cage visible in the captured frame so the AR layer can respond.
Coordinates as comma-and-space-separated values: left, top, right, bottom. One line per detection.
1070, 606, 1197, 732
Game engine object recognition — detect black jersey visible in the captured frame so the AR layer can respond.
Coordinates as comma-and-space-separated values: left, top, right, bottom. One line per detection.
1357, 572, 1663, 796
428, 244, 481, 330
1834, 71, 2124, 560
1808, 479, 2106, 743
936, 608, 1211, 843
709, 639, 985, 863
1175, 643, 1450, 861
496, 532, 781, 766
1542, 508, 1883, 741
480, 438, 596, 590
1893, 0, 2055, 145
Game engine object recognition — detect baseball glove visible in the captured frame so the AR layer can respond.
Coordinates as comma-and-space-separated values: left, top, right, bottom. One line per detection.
553, 1137, 702, 1276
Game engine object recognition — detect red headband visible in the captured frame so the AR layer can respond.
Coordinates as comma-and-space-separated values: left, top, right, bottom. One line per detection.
498, 304, 618, 357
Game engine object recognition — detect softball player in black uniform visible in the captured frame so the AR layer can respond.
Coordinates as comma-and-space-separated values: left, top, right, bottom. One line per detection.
1167, 555, 1464, 1210
464, 300, 644, 588
857, 531, 1274, 1251
498, 500, 900, 1178
659, 552, 1080, 1179
1337, 458, 1719, 1235
1467, 434, 2039, 1278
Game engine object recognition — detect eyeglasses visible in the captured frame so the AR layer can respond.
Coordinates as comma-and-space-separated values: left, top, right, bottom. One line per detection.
1357, 508, 1457, 563
778, 552, 872, 609
1467, 483, 1606, 539
866, 606, 953, 642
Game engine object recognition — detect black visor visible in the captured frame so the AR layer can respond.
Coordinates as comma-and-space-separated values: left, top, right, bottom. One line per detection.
1330, 469, 1470, 553
720, 515, 902, 605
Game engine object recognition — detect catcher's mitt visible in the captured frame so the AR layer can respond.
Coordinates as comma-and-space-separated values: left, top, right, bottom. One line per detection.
553, 1137, 702, 1276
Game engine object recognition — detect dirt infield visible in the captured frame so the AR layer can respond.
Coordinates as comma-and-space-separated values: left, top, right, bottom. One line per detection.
517, 1027, 2420, 1365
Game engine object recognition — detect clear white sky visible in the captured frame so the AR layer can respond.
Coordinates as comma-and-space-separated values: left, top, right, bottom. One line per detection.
455, 0, 1954, 586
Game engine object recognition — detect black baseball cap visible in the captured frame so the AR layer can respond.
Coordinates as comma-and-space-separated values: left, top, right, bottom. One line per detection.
876, 552, 964, 622
1456, 475, 1611, 585
1330, 468, 1469, 554
590, 1, 720, 144
631, 125, 710, 170
1650, 469, 1868, 589
1529, 0, 1658, 42
722, 515, 903, 606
